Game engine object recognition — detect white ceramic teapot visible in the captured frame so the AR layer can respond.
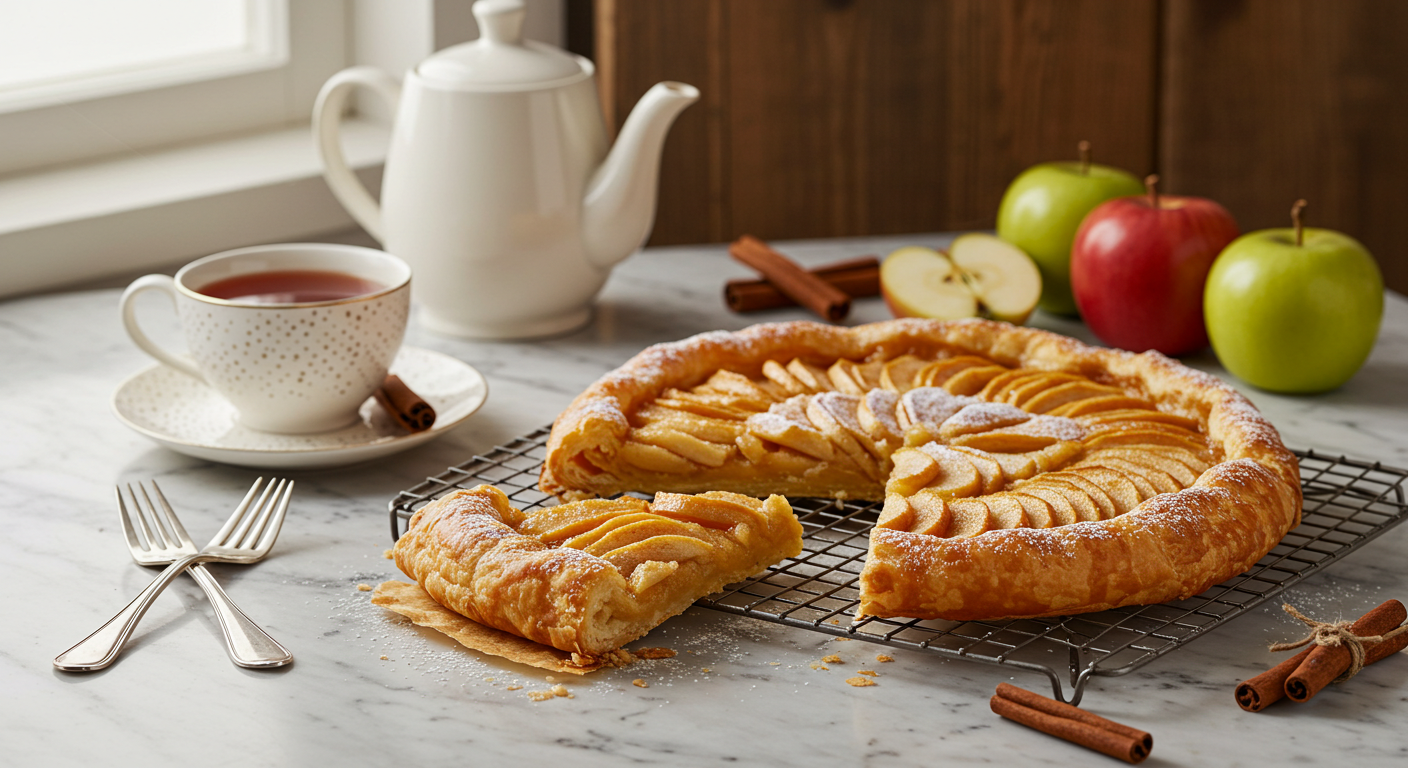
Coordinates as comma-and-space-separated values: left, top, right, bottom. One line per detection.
314, 0, 698, 339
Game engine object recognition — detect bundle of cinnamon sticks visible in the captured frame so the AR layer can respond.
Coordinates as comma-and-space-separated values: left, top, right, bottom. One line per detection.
1235, 598, 1408, 712
726, 235, 880, 321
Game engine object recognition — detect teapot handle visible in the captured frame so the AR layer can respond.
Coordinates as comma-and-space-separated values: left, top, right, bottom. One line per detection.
312, 67, 402, 243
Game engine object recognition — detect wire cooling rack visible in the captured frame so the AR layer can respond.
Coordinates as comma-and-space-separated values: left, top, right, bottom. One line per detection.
387, 427, 1408, 704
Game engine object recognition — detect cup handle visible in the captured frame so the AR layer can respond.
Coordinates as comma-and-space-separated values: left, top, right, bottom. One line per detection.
313, 66, 402, 243
120, 274, 204, 381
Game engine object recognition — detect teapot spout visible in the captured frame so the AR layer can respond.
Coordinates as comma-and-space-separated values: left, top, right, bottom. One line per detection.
582, 81, 700, 269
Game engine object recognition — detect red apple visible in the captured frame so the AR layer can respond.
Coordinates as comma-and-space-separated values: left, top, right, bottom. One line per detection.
1070, 176, 1239, 355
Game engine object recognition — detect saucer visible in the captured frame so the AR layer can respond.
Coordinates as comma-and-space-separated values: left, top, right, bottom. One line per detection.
113, 346, 488, 469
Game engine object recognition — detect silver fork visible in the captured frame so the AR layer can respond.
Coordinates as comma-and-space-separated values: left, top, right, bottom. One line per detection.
54, 478, 295, 672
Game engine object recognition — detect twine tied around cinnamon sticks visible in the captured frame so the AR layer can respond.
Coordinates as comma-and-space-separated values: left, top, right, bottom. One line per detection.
1268, 602, 1408, 684
1235, 598, 1408, 712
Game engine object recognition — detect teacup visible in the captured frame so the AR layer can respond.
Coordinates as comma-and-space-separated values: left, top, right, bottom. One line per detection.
120, 243, 411, 434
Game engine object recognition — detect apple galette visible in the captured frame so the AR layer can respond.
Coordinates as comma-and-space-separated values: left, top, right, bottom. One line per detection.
542, 319, 1302, 621
391, 484, 802, 656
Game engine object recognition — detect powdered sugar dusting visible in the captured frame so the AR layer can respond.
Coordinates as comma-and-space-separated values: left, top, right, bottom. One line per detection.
942, 402, 1030, 433
900, 387, 973, 429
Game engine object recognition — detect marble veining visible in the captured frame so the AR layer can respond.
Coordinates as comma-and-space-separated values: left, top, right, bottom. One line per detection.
3, 234, 1408, 766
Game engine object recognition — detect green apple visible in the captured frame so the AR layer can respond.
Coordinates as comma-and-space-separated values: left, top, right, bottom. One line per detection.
997, 147, 1142, 316
1204, 213, 1383, 393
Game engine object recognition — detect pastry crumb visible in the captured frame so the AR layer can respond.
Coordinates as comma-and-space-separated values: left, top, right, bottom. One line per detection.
846, 677, 877, 687
634, 647, 676, 660
484, 677, 495, 682
632, 679, 649, 688
507, 685, 523, 691
552, 684, 571, 698
702, 667, 711, 673
383, 549, 394, 559
545, 675, 557, 683
526, 690, 555, 702
379, 655, 388, 661
821, 654, 842, 664
809, 662, 829, 671
829, 619, 841, 625
876, 654, 894, 663
858, 670, 878, 677
833, 637, 852, 642
768, 662, 781, 666
356, 583, 372, 592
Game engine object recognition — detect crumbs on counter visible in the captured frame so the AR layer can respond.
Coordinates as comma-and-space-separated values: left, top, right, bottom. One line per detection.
552, 685, 573, 698
809, 662, 829, 671
383, 549, 394, 559
379, 655, 388, 660
876, 654, 894, 663
821, 654, 842, 664
634, 647, 677, 660
833, 637, 851, 642
846, 677, 877, 687
526, 690, 555, 702
702, 667, 712, 673
507, 685, 523, 691
356, 583, 372, 592
857, 670, 878, 677
632, 679, 649, 688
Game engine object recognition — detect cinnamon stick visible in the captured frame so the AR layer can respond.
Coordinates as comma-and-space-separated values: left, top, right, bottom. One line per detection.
991, 683, 1152, 764
1284, 599, 1408, 703
725, 256, 880, 312
728, 235, 852, 322
1234, 646, 1314, 712
375, 374, 436, 432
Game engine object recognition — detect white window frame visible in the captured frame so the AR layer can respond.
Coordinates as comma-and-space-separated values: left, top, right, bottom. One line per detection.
0, 0, 565, 299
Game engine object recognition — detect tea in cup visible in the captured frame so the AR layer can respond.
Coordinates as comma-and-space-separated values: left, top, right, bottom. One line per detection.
120, 243, 411, 434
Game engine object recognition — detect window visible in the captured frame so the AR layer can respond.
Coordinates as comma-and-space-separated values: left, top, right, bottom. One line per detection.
0, 0, 343, 177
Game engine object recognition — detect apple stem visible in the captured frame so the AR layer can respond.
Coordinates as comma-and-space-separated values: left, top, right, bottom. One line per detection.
1078, 140, 1091, 175
1145, 174, 1160, 209
1291, 199, 1308, 247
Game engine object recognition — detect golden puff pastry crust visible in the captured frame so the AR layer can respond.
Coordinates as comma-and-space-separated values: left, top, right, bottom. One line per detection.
540, 318, 1302, 622
393, 485, 802, 656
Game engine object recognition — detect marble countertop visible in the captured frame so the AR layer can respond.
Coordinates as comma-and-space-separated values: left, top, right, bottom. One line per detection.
4, 234, 1407, 767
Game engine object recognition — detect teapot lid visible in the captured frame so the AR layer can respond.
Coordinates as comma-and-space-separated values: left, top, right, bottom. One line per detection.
417, 0, 587, 90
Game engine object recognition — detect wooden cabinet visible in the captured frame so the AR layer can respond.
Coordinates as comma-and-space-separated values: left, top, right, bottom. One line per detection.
578, 0, 1408, 293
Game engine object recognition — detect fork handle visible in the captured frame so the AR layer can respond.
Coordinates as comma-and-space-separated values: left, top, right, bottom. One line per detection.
54, 553, 210, 672
188, 565, 293, 668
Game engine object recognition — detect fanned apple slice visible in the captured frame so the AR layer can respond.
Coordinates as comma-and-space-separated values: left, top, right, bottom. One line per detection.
1014, 487, 1076, 526
564, 513, 689, 551
654, 390, 759, 420
635, 405, 745, 443
630, 424, 736, 467
620, 441, 698, 473
1047, 395, 1156, 417
880, 354, 928, 392
1077, 462, 1160, 500
944, 365, 1009, 396
913, 444, 983, 499
786, 359, 836, 392
1066, 466, 1142, 515
917, 356, 993, 387
1091, 447, 1202, 486
907, 490, 953, 536
1078, 409, 1201, 431
761, 359, 808, 395
949, 445, 1006, 494
699, 370, 780, 408
1005, 493, 1055, 528
983, 494, 1030, 529
1094, 456, 1181, 495
1022, 381, 1128, 414
1031, 440, 1083, 471
877, 493, 916, 531
952, 431, 1057, 453
1005, 372, 1084, 406
886, 447, 941, 496
519, 498, 652, 542
1043, 471, 1119, 519
977, 369, 1039, 401
857, 389, 904, 449
649, 491, 772, 531
1084, 429, 1208, 457
1025, 479, 1101, 522
948, 233, 1043, 324
940, 402, 1031, 440
946, 499, 995, 538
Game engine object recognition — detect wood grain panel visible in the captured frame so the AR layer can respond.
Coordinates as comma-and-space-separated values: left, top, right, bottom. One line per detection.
725, 0, 1158, 241
1161, 0, 1408, 293
594, 0, 726, 245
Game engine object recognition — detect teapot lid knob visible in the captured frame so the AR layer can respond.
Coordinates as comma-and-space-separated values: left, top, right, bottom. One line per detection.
474, 0, 526, 45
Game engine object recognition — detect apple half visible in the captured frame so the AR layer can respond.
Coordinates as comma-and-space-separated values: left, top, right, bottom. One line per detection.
881, 234, 1042, 324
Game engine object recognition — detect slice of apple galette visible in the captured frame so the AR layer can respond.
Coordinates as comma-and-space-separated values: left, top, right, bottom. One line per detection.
391, 485, 801, 657
542, 319, 1302, 622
